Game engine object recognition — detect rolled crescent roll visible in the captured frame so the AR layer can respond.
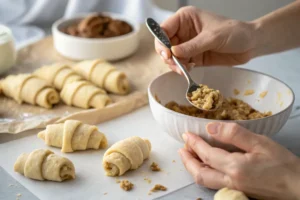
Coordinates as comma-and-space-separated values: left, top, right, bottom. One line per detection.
14, 149, 75, 182
0, 74, 59, 108
214, 188, 249, 200
60, 80, 112, 109
103, 136, 151, 176
73, 59, 130, 95
37, 120, 108, 153
34, 63, 83, 90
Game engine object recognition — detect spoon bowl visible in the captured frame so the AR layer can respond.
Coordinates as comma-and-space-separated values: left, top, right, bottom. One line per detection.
146, 17, 223, 111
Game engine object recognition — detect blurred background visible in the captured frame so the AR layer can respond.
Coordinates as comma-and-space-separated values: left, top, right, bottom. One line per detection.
155, 0, 293, 20
0, 0, 294, 48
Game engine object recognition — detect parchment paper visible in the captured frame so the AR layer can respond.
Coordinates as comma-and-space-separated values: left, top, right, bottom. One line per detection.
0, 25, 169, 133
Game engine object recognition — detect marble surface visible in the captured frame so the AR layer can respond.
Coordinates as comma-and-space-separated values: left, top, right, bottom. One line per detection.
1, 35, 300, 200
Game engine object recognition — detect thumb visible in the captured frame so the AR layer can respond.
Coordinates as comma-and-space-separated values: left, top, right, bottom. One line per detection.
171, 32, 217, 58
206, 122, 265, 152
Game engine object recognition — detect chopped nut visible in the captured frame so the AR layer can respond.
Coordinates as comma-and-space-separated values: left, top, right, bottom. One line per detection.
120, 180, 134, 191
103, 192, 108, 195
150, 162, 161, 171
150, 184, 167, 192
172, 160, 176, 163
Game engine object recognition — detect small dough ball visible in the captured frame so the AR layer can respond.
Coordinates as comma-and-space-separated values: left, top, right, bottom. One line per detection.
214, 188, 249, 200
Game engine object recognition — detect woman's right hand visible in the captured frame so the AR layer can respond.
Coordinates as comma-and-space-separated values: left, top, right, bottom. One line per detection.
155, 6, 258, 74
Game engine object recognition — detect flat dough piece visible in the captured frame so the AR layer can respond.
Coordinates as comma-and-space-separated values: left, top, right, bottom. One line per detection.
0, 74, 59, 108
214, 188, 249, 200
34, 63, 83, 90
37, 120, 107, 153
60, 80, 112, 109
103, 136, 151, 176
14, 149, 75, 182
73, 59, 130, 95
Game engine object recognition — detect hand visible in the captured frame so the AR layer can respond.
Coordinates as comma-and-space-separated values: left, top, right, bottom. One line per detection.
155, 6, 257, 74
179, 122, 300, 200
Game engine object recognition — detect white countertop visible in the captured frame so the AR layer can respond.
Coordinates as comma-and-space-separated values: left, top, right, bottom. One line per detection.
1, 37, 300, 200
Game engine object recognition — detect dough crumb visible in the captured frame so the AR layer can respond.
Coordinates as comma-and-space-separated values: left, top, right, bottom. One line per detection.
196, 198, 202, 200
247, 80, 251, 84
148, 192, 152, 195
150, 162, 161, 171
259, 91, 268, 98
150, 184, 167, 192
244, 89, 255, 96
172, 160, 176, 163
233, 89, 240, 95
8, 184, 15, 187
188, 84, 222, 110
120, 180, 134, 191
103, 192, 108, 195
144, 177, 152, 184
115, 178, 121, 183
16, 193, 22, 200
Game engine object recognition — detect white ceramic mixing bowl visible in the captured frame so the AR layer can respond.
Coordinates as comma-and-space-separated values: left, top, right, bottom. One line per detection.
148, 67, 294, 150
52, 12, 140, 61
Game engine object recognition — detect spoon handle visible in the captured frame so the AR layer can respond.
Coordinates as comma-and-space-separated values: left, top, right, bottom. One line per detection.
172, 55, 195, 85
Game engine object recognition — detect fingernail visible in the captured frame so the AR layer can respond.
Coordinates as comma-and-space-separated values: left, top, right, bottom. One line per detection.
207, 123, 220, 135
160, 51, 168, 60
182, 133, 187, 142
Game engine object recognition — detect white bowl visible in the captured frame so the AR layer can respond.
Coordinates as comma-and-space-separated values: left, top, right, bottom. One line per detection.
52, 12, 140, 61
148, 67, 294, 150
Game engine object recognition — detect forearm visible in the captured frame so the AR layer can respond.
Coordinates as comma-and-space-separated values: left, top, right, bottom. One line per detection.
251, 1, 300, 57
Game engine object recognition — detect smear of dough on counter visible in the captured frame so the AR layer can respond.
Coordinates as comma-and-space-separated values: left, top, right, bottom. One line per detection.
259, 91, 268, 98
233, 89, 240, 95
144, 177, 152, 184
244, 89, 255, 96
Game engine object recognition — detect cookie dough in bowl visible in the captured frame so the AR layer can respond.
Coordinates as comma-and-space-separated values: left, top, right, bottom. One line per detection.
52, 12, 140, 61
148, 67, 294, 151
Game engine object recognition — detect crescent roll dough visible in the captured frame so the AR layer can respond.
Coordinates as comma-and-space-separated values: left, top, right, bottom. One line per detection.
0, 74, 59, 108
214, 188, 249, 200
37, 120, 108, 153
73, 59, 130, 95
14, 149, 75, 182
60, 80, 112, 109
34, 63, 83, 90
103, 136, 151, 176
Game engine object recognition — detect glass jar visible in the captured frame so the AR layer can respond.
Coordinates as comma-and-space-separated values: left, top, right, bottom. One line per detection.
0, 25, 16, 75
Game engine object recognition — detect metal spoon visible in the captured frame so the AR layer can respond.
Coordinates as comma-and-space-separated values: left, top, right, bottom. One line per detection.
146, 17, 222, 111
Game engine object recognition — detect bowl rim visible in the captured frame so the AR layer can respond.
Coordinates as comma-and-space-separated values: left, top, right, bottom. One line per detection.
52, 12, 140, 43
148, 66, 295, 123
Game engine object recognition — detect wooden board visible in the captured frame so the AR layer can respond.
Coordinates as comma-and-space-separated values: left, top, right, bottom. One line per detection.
0, 25, 169, 133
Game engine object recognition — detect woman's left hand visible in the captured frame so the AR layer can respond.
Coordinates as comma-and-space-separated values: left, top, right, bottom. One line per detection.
179, 122, 300, 200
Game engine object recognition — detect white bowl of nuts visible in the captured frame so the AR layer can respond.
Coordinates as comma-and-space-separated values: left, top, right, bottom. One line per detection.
52, 12, 140, 61
148, 67, 294, 150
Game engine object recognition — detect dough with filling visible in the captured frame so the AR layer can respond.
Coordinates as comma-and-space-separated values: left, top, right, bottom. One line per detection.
0, 74, 59, 108
37, 120, 107, 153
14, 149, 75, 182
103, 136, 151, 176
214, 188, 249, 200
60, 80, 112, 109
73, 59, 130, 95
34, 63, 83, 90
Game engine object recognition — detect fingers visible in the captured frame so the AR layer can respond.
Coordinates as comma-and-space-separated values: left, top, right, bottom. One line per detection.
179, 148, 230, 189
171, 31, 218, 59
206, 122, 269, 152
160, 14, 180, 38
182, 132, 231, 172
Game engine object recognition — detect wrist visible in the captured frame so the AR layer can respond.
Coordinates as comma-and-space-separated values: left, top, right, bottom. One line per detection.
247, 19, 267, 59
